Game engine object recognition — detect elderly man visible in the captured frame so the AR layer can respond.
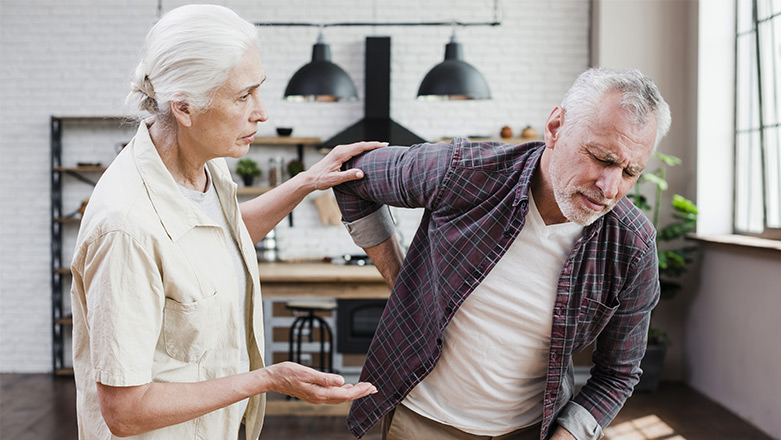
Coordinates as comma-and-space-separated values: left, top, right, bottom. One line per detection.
334, 67, 670, 440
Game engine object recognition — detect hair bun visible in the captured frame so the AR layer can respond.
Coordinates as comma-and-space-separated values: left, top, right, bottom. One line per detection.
142, 75, 156, 100
136, 74, 159, 113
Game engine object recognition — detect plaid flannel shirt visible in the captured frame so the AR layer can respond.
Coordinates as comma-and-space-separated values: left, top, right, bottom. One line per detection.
334, 138, 660, 440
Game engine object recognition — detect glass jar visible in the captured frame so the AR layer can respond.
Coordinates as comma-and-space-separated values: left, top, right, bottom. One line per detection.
268, 156, 283, 186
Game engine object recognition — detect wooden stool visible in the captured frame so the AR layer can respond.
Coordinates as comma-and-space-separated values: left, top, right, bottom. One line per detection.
286, 300, 337, 373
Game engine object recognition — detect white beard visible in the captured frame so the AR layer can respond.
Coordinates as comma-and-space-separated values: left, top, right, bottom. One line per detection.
549, 154, 616, 226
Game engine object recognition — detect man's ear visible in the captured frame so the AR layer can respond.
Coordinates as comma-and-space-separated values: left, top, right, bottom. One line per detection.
170, 101, 193, 128
544, 106, 565, 148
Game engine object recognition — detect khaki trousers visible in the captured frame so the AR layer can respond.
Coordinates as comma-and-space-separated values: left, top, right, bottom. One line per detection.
381, 405, 542, 440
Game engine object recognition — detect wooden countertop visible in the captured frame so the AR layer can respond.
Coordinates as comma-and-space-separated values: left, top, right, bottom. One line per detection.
258, 262, 390, 299
258, 262, 385, 283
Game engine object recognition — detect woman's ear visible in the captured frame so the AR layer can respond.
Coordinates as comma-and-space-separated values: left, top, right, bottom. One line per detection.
170, 101, 193, 128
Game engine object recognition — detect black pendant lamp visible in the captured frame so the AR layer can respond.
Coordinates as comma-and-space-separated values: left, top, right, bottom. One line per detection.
284, 30, 358, 102
417, 28, 491, 101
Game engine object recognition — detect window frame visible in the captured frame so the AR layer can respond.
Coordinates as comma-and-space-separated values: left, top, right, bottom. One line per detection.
734, 0, 781, 240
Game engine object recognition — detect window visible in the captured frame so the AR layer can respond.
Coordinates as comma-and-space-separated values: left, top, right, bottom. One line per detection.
735, 0, 781, 239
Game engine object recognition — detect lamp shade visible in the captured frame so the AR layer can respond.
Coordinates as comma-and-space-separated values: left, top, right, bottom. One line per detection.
417, 38, 491, 100
284, 39, 358, 102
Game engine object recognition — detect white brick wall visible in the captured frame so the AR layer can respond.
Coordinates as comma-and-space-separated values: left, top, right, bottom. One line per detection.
0, 0, 588, 372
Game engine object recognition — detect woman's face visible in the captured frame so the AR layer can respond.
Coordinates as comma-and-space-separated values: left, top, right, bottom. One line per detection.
186, 49, 269, 160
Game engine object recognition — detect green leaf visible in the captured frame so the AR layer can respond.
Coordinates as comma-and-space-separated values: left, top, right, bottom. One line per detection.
672, 211, 698, 222
659, 224, 688, 241
642, 173, 669, 191
672, 194, 698, 214
236, 158, 261, 177
658, 251, 668, 269
654, 152, 682, 166
666, 251, 686, 267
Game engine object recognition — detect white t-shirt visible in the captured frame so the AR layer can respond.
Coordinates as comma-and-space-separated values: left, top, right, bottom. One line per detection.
402, 191, 584, 436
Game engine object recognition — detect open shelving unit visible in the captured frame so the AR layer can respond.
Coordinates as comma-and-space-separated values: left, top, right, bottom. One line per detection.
50, 116, 127, 376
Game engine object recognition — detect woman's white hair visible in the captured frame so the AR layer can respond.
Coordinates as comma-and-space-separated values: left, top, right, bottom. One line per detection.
560, 67, 671, 150
126, 4, 260, 121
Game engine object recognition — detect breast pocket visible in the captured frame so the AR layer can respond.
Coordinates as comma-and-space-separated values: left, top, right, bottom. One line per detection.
163, 291, 221, 363
575, 297, 619, 348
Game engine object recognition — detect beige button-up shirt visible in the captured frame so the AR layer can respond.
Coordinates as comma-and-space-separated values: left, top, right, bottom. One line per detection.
71, 123, 266, 440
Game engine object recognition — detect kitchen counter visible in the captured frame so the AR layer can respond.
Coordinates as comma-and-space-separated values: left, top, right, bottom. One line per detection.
258, 262, 390, 299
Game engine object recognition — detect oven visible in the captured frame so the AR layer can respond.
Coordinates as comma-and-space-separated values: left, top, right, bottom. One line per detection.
336, 299, 387, 353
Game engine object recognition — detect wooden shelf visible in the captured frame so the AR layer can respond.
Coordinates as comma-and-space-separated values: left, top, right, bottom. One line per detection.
251, 136, 321, 146
53, 166, 107, 172
52, 115, 127, 122
55, 315, 73, 325
237, 186, 273, 196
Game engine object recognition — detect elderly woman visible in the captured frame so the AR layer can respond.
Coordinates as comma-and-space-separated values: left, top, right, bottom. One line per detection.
70, 5, 380, 439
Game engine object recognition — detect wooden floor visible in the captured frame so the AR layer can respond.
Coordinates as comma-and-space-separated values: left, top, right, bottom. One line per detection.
0, 374, 773, 440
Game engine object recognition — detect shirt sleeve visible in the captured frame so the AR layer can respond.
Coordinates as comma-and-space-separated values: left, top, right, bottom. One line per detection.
82, 230, 165, 387
566, 238, 660, 437
334, 141, 455, 246
342, 205, 396, 248
556, 401, 604, 440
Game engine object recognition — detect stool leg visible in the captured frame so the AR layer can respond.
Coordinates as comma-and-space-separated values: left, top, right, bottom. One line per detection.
296, 316, 309, 367
325, 318, 334, 373
317, 317, 325, 372
312, 315, 334, 373
287, 316, 306, 401
307, 311, 315, 342
289, 316, 305, 364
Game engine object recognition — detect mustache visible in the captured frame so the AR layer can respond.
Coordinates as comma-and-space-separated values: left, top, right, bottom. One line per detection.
578, 188, 612, 206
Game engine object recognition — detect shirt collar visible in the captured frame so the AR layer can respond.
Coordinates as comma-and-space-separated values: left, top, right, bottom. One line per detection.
131, 123, 236, 242
513, 141, 545, 207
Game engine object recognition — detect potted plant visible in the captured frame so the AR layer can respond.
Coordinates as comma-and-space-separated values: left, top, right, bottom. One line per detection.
236, 158, 261, 187
287, 159, 305, 178
627, 152, 698, 392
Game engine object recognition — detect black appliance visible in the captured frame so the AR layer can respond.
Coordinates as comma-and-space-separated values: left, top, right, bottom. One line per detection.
320, 36, 426, 149
336, 299, 387, 353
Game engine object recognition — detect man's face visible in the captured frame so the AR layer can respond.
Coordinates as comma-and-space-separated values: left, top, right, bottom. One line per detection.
547, 92, 657, 225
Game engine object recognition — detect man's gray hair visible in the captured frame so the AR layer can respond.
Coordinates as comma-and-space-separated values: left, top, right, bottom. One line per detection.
560, 67, 671, 150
